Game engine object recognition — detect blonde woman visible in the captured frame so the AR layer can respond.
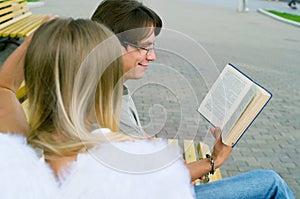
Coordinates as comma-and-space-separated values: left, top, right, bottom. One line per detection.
0, 18, 194, 198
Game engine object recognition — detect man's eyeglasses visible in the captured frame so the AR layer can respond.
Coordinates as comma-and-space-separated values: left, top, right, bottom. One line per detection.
123, 41, 155, 56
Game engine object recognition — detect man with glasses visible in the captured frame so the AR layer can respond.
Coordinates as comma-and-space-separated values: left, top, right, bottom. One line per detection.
90, 1, 294, 198
92, 0, 161, 137
119, 41, 155, 137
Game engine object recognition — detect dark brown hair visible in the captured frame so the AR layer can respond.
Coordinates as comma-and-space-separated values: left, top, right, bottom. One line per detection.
91, 0, 162, 45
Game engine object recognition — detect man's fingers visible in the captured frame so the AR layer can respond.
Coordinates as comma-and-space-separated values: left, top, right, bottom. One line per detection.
210, 126, 222, 139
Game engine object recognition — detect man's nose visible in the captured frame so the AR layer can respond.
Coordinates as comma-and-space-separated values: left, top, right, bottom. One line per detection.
146, 48, 156, 61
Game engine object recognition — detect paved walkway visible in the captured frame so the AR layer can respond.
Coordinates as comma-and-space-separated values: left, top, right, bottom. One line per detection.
185, 0, 300, 27
1, 0, 299, 196
145, 0, 300, 197
185, 0, 300, 14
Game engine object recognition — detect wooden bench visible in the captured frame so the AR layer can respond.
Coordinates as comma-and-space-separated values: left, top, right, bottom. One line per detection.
168, 139, 222, 185
16, 81, 26, 102
0, 0, 48, 50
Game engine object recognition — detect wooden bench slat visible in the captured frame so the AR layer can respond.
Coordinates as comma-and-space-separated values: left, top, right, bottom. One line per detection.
0, 15, 37, 36
0, 12, 31, 29
16, 83, 27, 103
0, 0, 24, 9
167, 138, 179, 148
11, 15, 45, 37
0, 1, 27, 16
184, 140, 198, 163
21, 97, 29, 120
16, 83, 26, 102
16, 17, 45, 37
0, 6, 30, 24
0, 0, 50, 46
184, 140, 201, 185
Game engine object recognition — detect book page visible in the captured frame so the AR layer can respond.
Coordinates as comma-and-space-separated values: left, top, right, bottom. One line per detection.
199, 64, 254, 129
224, 87, 271, 146
198, 63, 272, 147
221, 85, 256, 139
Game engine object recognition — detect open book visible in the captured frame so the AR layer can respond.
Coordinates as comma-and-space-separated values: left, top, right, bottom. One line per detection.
198, 63, 272, 147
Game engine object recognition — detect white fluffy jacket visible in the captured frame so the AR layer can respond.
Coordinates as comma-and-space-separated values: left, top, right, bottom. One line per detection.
0, 130, 195, 199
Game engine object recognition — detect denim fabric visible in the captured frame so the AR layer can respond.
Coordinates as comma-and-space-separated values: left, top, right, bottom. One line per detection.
194, 170, 294, 199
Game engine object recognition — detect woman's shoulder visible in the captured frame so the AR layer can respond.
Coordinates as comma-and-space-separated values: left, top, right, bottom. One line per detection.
0, 133, 57, 198
0, 133, 40, 162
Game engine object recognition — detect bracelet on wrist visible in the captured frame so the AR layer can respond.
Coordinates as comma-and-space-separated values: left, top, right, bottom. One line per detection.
206, 154, 215, 175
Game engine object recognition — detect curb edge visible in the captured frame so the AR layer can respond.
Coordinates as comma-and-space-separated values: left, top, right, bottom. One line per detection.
257, 8, 300, 28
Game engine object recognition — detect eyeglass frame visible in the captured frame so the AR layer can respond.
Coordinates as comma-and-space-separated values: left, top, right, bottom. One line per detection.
122, 41, 155, 56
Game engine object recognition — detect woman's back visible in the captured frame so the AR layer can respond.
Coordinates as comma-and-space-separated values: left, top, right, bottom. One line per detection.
0, 130, 194, 198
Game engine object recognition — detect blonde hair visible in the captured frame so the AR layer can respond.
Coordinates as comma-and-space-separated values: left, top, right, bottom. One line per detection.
24, 18, 125, 156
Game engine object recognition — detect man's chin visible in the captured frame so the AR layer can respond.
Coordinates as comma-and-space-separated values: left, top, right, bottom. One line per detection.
124, 75, 144, 81
133, 75, 144, 80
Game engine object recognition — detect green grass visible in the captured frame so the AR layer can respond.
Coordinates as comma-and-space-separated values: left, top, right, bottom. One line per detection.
2, 0, 40, 1
267, 10, 300, 23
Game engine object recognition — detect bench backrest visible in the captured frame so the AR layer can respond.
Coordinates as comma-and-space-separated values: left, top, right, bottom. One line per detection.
0, 0, 31, 29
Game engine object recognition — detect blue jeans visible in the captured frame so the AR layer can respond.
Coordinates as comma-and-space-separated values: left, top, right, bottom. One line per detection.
194, 170, 294, 199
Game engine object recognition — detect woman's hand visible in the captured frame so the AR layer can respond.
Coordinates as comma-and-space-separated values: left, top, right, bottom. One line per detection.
210, 127, 233, 168
0, 15, 58, 135
0, 15, 58, 93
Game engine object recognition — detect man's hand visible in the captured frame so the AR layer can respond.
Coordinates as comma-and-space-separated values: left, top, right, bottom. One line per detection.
211, 127, 233, 168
